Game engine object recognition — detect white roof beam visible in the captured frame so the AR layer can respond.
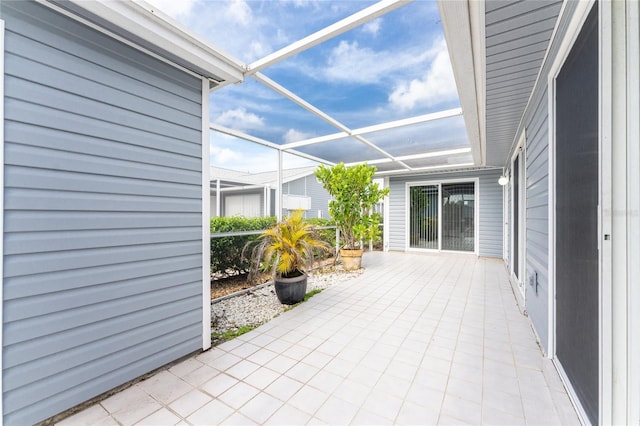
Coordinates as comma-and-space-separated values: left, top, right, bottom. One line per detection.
246, 0, 413, 75
210, 123, 282, 150
283, 131, 349, 149
353, 108, 462, 135
210, 123, 334, 166
253, 72, 402, 166
253, 72, 351, 134
344, 147, 471, 167
397, 147, 471, 161
375, 162, 475, 176
281, 108, 463, 150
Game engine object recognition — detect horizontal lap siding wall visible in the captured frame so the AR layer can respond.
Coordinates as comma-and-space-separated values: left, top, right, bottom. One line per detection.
515, 1, 579, 353
284, 176, 330, 219
307, 177, 330, 219
2, 2, 204, 424
388, 169, 503, 258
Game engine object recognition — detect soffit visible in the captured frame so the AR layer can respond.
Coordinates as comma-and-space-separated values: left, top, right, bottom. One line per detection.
484, 0, 563, 167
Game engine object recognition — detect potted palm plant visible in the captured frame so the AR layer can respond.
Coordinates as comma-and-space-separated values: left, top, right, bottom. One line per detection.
245, 210, 331, 305
314, 163, 389, 270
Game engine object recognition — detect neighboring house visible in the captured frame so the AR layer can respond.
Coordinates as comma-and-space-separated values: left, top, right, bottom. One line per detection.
0, 1, 244, 424
210, 166, 331, 219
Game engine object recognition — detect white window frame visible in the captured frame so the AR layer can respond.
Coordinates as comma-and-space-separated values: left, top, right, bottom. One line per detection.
405, 178, 479, 256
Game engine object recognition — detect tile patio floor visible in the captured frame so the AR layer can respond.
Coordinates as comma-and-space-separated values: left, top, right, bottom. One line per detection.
58, 252, 580, 425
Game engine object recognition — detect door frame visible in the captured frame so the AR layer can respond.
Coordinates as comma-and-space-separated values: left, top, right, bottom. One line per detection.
405, 178, 479, 255
547, 0, 601, 423
509, 131, 527, 301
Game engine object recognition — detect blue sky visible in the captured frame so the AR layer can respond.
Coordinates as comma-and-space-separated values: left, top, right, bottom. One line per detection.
145, 0, 463, 172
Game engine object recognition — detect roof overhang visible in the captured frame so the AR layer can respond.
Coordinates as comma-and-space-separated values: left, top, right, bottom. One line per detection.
437, 0, 486, 166
41, 0, 245, 86
439, 0, 564, 168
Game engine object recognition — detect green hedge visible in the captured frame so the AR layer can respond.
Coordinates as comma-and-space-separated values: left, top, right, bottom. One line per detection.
305, 217, 337, 252
210, 216, 276, 276
210, 216, 336, 276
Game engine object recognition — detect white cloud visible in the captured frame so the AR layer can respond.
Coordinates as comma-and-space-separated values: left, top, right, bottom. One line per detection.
362, 18, 382, 37
227, 0, 253, 25
210, 145, 243, 164
388, 39, 458, 111
323, 40, 430, 84
144, 0, 198, 19
214, 108, 265, 131
283, 128, 315, 143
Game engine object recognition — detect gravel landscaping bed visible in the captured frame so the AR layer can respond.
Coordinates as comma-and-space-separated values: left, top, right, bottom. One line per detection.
211, 265, 362, 342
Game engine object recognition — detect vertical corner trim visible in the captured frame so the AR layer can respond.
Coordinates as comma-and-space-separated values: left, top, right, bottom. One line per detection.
201, 78, 212, 351
0, 18, 5, 421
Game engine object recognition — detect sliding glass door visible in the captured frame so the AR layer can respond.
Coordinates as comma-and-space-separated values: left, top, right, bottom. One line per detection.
408, 181, 476, 253
409, 185, 439, 249
441, 183, 475, 252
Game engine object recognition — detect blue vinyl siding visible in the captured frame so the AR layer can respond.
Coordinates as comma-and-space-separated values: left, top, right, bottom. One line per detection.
282, 175, 330, 219
388, 169, 503, 258
2, 2, 204, 424
306, 176, 331, 219
506, 0, 580, 353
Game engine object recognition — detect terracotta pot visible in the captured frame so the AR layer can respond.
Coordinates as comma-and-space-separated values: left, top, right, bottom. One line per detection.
274, 272, 308, 305
340, 249, 364, 271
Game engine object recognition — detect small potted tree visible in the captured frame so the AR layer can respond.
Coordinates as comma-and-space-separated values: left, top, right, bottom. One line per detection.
314, 163, 389, 270
245, 210, 331, 305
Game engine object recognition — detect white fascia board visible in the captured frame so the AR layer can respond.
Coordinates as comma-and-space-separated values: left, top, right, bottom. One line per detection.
247, 0, 412, 74
437, 0, 485, 166
62, 0, 244, 83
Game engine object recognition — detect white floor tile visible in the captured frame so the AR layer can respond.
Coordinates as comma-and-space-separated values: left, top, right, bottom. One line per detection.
168, 389, 212, 418
134, 408, 181, 426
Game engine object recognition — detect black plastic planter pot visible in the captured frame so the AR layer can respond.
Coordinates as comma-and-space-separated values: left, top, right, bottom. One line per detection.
274, 273, 308, 305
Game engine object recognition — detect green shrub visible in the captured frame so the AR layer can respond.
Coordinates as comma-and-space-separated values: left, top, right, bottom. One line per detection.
305, 217, 337, 256
210, 216, 276, 276
210, 215, 337, 277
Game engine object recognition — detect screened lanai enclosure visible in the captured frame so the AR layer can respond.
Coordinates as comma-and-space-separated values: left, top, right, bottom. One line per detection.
2, 0, 639, 425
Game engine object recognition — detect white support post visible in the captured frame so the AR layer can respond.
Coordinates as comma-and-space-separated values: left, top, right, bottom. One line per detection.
383, 177, 390, 252
201, 78, 211, 351
263, 185, 268, 217
216, 178, 221, 217
276, 150, 283, 221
